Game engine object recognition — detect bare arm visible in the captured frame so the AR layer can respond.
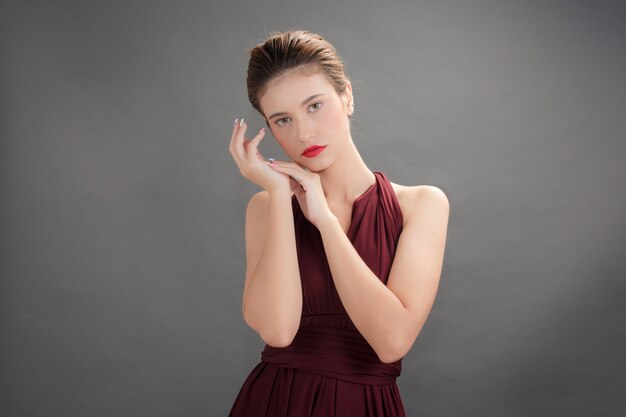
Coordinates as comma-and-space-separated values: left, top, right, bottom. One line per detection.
316, 186, 449, 363
227, 118, 302, 347
242, 189, 302, 347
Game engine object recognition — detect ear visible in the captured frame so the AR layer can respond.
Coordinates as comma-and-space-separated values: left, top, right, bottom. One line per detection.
343, 81, 354, 115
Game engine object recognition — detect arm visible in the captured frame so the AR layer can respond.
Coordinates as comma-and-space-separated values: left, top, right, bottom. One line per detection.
242, 189, 302, 347
316, 185, 449, 363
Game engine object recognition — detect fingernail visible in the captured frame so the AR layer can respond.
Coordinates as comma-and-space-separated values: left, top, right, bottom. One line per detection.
239, 118, 244, 127
260, 127, 265, 133
234, 118, 239, 127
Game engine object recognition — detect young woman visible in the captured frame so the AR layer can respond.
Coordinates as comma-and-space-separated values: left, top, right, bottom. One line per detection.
227, 29, 449, 417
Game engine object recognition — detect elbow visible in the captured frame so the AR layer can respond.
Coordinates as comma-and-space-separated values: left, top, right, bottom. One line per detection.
244, 314, 296, 347
258, 324, 298, 348
243, 306, 300, 348
260, 328, 297, 347
377, 318, 426, 363
378, 350, 405, 364
376, 337, 411, 364
255, 316, 299, 348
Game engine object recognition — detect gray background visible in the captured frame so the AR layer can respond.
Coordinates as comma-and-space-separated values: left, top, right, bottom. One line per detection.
1, 0, 625, 416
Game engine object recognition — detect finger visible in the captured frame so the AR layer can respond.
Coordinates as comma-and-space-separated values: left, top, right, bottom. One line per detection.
273, 159, 308, 170
243, 128, 264, 156
271, 165, 308, 189
236, 119, 249, 160
245, 127, 266, 161
269, 162, 307, 176
229, 118, 241, 153
229, 119, 245, 164
231, 118, 248, 161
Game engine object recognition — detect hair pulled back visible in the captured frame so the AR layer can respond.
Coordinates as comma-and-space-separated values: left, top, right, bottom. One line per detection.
246, 29, 351, 121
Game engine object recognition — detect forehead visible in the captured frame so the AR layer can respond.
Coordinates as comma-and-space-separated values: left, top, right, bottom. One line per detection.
260, 71, 335, 114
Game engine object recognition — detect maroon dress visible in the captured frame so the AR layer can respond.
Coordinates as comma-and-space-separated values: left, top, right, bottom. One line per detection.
228, 171, 406, 417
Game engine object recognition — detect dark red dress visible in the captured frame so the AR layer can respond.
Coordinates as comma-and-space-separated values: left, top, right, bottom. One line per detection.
228, 171, 406, 416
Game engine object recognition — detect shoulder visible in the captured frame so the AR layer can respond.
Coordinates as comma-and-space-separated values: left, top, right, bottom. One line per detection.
390, 182, 450, 226
246, 189, 296, 218
245, 190, 271, 220
248, 190, 270, 203
247, 190, 269, 208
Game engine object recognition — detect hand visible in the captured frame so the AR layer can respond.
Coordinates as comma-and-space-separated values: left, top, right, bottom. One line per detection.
267, 160, 334, 228
228, 118, 290, 193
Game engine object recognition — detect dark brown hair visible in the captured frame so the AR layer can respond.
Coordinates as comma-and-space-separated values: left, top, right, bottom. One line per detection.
246, 29, 351, 124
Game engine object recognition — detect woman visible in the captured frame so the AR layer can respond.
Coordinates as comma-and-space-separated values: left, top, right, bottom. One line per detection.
228, 29, 449, 417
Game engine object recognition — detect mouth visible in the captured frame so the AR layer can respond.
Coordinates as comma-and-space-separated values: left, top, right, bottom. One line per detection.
302, 145, 327, 157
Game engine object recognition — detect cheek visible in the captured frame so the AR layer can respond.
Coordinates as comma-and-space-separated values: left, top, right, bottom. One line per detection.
272, 131, 295, 153
320, 105, 345, 128
327, 104, 349, 131
272, 128, 289, 144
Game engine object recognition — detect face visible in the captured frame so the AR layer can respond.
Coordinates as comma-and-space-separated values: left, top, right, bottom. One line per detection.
259, 70, 353, 169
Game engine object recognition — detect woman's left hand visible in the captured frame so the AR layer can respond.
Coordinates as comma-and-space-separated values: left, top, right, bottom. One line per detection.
268, 160, 334, 228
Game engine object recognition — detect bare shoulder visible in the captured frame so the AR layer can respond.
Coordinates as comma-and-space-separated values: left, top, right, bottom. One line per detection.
389, 182, 450, 226
245, 190, 272, 227
247, 190, 270, 208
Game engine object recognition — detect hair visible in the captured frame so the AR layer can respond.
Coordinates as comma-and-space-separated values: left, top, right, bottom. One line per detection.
246, 29, 351, 124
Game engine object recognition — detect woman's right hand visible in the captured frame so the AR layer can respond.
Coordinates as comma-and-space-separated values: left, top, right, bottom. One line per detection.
228, 118, 291, 193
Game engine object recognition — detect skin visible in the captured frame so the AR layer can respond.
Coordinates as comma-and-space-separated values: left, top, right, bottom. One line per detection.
228, 69, 450, 363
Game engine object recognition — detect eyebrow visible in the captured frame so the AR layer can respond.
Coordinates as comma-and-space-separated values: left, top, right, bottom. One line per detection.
267, 93, 326, 120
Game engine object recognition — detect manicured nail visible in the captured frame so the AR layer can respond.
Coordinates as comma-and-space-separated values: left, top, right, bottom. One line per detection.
260, 127, 265, 133
234, 118, 239, 127
239, 118, 244, 127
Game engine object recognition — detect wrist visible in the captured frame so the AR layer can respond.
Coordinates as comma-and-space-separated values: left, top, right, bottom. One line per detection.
316, 212, 340, 234
267, 185, 292, 199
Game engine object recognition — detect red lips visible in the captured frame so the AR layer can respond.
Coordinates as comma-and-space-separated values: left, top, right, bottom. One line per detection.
302, 145, 327, 157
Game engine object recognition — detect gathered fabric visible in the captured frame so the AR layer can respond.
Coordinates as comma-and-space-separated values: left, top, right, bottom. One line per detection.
262, 320, 402, 386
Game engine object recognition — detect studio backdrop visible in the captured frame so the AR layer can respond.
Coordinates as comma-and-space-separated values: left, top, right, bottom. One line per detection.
1, 1, 625, 416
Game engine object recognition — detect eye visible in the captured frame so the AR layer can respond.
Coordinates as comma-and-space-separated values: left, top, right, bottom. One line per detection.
274, 117, 290, 127
274, 102, 322, 127
309, 102, 322, 112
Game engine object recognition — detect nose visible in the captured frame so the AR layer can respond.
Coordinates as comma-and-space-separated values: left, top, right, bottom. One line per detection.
297, 118, 316, 143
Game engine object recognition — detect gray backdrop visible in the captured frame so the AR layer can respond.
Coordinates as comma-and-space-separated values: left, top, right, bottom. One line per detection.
1, 0, 625, 416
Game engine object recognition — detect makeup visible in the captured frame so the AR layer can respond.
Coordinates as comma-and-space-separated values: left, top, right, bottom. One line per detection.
302, 145, 326, 157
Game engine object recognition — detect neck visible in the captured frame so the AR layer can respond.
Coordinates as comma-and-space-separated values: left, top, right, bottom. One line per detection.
317, 137, 376, 204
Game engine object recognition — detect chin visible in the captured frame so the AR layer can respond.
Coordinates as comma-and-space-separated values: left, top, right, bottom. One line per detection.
303, 158, 334, 173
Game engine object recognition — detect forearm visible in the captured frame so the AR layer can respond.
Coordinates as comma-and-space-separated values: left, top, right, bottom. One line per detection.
244, 189, 302, 346
317, 215, 408, 363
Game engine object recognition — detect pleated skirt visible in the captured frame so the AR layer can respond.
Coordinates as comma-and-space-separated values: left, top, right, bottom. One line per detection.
228, 360, 406, 417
